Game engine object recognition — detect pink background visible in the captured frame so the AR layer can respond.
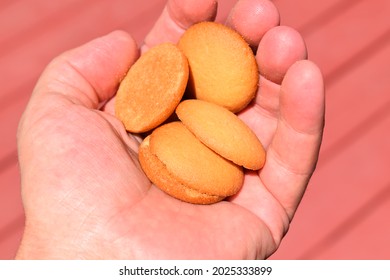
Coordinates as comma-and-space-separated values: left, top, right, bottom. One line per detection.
1, 0, 389, 259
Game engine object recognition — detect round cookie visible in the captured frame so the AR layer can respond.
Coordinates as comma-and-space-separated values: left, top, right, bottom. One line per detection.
139, 122, 244, 204
176, 99, 266, 170
178, 21, 259, 113
139, 136, 224, 204
115, 43, 189, 133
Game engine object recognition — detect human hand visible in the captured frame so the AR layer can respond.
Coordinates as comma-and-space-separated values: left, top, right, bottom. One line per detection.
16, 0, 324, 259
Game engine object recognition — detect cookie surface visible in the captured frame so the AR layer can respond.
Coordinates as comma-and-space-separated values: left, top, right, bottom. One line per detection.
178, 21, 258, 113
176, 99, 266, 170
146, 121, 244, 199
139, 136, 224, 204
115, 43, 188, 133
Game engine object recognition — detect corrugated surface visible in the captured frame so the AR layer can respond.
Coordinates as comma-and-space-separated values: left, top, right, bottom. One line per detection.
1, 0, 389, 259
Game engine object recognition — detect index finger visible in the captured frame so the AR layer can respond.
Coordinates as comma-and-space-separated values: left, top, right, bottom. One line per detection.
142, 0, 218, 51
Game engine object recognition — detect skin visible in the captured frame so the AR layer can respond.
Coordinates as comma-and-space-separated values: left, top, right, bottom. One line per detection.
16, 0, 325, 259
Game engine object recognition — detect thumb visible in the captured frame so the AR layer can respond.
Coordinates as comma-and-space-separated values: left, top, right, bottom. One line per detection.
28, 30, 139, 112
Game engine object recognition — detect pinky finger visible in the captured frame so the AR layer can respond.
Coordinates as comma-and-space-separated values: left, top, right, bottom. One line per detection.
260, 60, 325, 219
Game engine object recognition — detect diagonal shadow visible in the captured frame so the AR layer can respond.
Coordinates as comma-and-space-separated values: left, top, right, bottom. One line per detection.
299, 182, 390, 259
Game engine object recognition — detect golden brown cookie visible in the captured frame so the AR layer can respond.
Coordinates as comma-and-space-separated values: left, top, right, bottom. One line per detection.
176, 99, 266, 170
138, 122, 244, 204
178, 21, 258, 113
139, 136, 224, 204
115, 43, 189, 133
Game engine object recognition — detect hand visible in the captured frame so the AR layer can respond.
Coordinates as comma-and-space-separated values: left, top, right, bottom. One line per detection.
16, 0, 324, 259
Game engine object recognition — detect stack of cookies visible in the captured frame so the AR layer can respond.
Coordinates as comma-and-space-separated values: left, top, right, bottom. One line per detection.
115, 22, 265, 204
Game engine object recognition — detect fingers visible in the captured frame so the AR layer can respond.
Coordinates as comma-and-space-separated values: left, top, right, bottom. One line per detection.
260, 60, 325, 218
238, 26, 307, 149
31, 30, 139, 110
225, 0, 280, 49
142, 0, 218, 51
143, 0, 279, 52
280, 61, 325, 135
257, 26, 307, 84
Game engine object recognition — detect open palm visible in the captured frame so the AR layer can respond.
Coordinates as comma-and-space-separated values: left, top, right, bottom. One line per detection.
16, 0, 324, 259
